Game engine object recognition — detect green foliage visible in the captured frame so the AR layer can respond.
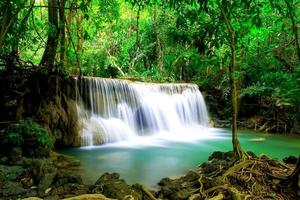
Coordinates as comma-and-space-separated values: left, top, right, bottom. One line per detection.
0, 119, 54, 158
1, 0, 299, 131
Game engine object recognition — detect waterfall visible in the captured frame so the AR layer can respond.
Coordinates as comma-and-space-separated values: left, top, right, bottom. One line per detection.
75, 77, 209, 146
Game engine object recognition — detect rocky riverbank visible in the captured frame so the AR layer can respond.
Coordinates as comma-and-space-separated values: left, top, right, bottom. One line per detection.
0, 150, 299, 200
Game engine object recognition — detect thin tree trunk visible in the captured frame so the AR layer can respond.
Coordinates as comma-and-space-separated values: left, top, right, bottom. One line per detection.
219, 4, 245, 159
40, 0, 59, 70
59, 0, 66, 69
136, 7, 141, 52
153, 3, 163, 72
284, 0, 300, 62
76, 11, 83, 72
0, 0, 24, 47
66, 0, 73, 67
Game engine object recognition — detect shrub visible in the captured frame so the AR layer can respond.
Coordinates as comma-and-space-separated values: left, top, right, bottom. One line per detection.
0, 119, 54, 158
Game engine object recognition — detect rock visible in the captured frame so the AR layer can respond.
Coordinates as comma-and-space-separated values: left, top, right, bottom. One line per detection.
188, 193, 202, 200
200, 151, 236, 175
283, 156, 298, 164
50, 151, 81, 169
157, 180, 192, 200
0, 164, 25, 181
157, 171, 200, 200
29, 159, 57, 194
158, 177, 172, 186
0, 156, 8, 163
122, 195, 135, 200
54, 171, 83, 186
248, 137, 266, 142
9, 147, 22, 163
22, 197, 43, 200
0, 170, 5, 188
49, 183, 89, 198
182, 170, 200, 182
38, 171, 57, 195
0, 181, 27, 197
208, 151, 224, 161
62, 194, 113, 200
91, 172, 140, 200
45, 187, 52, 194
20, 176, 34, 188
246, 151, 257, 159
94, 172, 120, 184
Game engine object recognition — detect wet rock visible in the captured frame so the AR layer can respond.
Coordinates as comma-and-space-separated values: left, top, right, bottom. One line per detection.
157, 171, 200, 200
158, 177, 172, 186
54, 171, 83, 186
91, 172, 139, 200
51, 152, 81, 169
182, 170, 200, 182
208, 151, 235, 162
208, 151, 224, 160
283, 156, 298, 164
246, 151, 257, 159
157, 180, 192, 200
49, 183, 89, 198
200, 151, 236, 174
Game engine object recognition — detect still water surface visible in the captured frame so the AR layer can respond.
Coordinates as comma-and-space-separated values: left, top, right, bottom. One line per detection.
59, 129, 300, 189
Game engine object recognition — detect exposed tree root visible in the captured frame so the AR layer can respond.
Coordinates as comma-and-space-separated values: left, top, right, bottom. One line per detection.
204, 185, 241, 200
197, 152, 299, 200
158, 152, 298, 200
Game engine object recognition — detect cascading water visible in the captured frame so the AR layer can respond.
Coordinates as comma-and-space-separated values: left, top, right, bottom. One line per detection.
75, 77, 210, 146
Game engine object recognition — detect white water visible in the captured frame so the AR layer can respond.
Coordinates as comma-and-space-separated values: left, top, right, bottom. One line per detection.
76, 77, 210, 146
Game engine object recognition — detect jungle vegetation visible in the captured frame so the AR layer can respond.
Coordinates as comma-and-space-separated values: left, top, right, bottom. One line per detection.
0, 0, 299, 157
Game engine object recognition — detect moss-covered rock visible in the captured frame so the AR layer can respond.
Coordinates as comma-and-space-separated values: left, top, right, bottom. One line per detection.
91, 172, 144, 200
157, 170, 200, 200
0, 164, 25, 181
0, 181, 28, 197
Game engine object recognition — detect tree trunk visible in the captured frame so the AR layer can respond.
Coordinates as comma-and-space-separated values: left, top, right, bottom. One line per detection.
0, 0, 13, 47
219, 4, 245, 159
284, 0, 300, 62
76, 11, 83, 72
66, 0, 74, 68
40, 0, 59, 71
59, 0, 66, 70
153, 3, 163, 72
136, 7, 141, 53
0, 0, 25, 47
229, 31, 243, 158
